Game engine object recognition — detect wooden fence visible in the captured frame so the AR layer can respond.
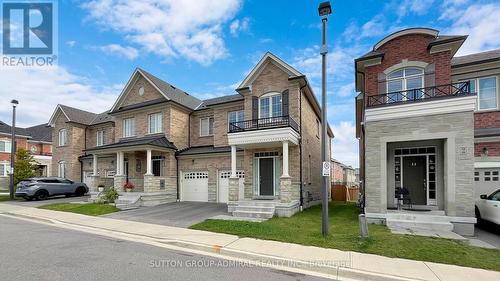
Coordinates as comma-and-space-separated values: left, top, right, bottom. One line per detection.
331, 184, 359, 202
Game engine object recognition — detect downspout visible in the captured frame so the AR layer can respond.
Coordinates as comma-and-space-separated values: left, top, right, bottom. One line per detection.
299, 81, 307, 211
81, 126, 88, 182
176, 154, 180, 202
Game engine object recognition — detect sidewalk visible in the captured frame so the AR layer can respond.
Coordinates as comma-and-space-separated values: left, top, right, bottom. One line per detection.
0, 203, 498, 281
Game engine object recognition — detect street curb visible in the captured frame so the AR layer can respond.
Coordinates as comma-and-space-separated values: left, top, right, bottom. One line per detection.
2, 211, 428, 281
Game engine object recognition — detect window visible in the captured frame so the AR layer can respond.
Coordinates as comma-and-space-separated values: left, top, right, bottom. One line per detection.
259, 93, 282, 118
58, 161, 66, 178
477, 77, 498, 110
58, 129, 67, 146
0, 163, 10, 176
200, 117, 214, 136
148, 112, 163, 134
386, 67, 424, 102
96, 130, 105, 146
228, 111, 244, 128
123, 118, 135, 137
0, 140, 11, 152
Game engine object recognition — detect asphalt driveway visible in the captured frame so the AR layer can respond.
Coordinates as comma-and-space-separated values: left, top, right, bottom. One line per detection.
103, 202, 228, 228
5, 195, 90, 208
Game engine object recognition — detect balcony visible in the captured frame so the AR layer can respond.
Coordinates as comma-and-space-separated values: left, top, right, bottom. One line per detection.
228, 116, 299, 133
367, 82, 475, 108
228, 116, 300, 147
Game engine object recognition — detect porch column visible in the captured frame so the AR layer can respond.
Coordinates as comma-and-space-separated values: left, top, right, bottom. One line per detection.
231, 145, 237, 177
116, 152, 121, 175
146, 149, 153, 175
92, 154, 98, 176
282, 141, 289, 177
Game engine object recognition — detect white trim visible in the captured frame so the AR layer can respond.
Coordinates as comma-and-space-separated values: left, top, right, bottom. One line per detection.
474, 162, 500, 168
476, 76, 499, 111
238, 52, 301, 89
199, 117, 214, 137
122, 117, 136, 137
228, 127, 300, 146
258, 92, 282, 118
48, 105, 71, 127
96, 130, 105, 146
374, 28, 438, 50
365, 95, 476, 122
383, 61, 428, 75
255, 155, 277, 197
148, 112, 163, 134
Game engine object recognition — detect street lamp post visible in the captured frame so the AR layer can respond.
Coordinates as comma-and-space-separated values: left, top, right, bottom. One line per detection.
9, 99, 18, 200
318, 1, 332, 236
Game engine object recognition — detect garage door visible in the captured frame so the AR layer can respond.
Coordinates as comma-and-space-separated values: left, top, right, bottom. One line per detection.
182, 172, 209, 202
218, 171, 245, 203
474, 168, 500, 199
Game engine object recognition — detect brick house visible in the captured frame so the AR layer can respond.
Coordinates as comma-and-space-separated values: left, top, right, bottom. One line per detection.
330, 158, 345, 184
48, 52, 333, 218
0, 121, 52, 188
355, 27, 500, 236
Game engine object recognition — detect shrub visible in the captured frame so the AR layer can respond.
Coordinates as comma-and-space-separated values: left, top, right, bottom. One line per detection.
101, 187, 119, 204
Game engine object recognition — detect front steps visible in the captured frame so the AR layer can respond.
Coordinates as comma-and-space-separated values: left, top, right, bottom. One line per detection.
384, 211, 462, 239
226, 200, 300, 221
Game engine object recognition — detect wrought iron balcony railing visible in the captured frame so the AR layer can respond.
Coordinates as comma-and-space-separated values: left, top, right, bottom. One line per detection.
367, 82, 475, 107
228, 116, 300, 133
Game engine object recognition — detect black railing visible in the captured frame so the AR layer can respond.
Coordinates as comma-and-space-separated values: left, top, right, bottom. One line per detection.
367, 82, 475, 107
229, 116, 300, 133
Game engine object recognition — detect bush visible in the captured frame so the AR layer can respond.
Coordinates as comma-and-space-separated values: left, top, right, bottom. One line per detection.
99, 187, 119, 204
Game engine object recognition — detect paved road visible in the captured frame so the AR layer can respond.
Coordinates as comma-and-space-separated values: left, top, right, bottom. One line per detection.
0, 216, 327, 281
475, 223, 500, 248
103, 202, 228, 227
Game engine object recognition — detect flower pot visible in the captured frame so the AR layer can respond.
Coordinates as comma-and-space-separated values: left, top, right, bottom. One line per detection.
98, 187, 104, 192
125, 188, 132, 192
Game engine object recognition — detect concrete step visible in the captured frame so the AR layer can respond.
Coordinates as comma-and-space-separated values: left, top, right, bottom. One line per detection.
232, 210, 274, 219
386, 219, 453, 232
385, 214, 452, 223
231, 200, 280, 207
232, 206, 275, 213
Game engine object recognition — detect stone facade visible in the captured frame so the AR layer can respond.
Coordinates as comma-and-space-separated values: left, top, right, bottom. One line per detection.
365, 110, 475, 218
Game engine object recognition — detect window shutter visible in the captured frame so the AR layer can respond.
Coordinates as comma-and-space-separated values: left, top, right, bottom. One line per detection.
252, 96, 258, 120
282, 89, 289, 117
377, 73, 387, 95
424, 63, 435, 87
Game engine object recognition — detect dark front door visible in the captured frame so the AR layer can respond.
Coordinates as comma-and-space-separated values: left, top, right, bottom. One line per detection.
259, 158, 274, 196
124, 161, 129, 182
403, 156, 427, 205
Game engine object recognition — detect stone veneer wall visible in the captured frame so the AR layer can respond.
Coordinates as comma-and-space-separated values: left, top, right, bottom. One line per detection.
365, 110, 475, 218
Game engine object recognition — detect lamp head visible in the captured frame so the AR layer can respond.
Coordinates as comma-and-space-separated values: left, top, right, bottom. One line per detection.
11, 99, 19, 107
318, 1, 332, 17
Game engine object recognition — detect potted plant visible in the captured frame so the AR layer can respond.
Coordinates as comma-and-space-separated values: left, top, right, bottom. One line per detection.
123, 181, 135, 192
97, 184, 105, 193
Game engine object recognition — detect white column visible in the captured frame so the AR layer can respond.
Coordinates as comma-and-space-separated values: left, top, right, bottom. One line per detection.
231, 145, 237, 177
146, 149, 153, 175
282, 141, 289, 177
93, 154, 98, 176
116, 152, 121, 175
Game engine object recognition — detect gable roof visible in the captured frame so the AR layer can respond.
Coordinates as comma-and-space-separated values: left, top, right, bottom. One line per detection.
0, 121, 30, 137
110, 68, 202, 113
48, 104, 113, 127
237, 52, 303, 90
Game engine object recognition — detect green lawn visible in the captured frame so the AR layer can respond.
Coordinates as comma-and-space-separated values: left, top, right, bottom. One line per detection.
38, 203, 120, 216
191, 202, 500, 271
0, 194, 21, 202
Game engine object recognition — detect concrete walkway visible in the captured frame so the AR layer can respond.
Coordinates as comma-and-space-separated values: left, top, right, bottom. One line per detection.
0, 203, 498, 281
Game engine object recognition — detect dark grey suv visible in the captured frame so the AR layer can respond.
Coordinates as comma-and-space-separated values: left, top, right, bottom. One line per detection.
15, 177, 88, 201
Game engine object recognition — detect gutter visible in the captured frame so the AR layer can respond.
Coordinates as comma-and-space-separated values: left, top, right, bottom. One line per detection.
176, 154, 180, 202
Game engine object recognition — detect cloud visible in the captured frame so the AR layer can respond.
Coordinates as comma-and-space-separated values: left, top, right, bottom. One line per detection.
66, 40, 76, 47
229, 17, 250, 37
337, 83, 356, 98
331, 122, 358, 167
0, 67, 118, 127
259, 38, 273, 44
440, 1, 500, 55
81, 0, 242, 65
98, 44, 139, 60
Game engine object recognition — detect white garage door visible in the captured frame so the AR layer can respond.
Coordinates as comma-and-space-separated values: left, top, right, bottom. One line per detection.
218, 171, 245, 203
182, 172, 209, 202
474, 168, 500, 199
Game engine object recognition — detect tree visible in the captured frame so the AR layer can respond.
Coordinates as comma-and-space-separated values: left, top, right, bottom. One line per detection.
14, 148, 39, 185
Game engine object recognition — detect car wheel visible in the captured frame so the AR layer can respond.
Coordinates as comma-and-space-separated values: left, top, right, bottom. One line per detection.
475, 206, 481, 224
75, 186, 86, 197
35, 190, 49, 201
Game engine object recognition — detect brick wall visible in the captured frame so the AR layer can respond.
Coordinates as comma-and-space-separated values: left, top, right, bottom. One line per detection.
169, 105, 190, 150
189, 109, 214, 147
121, 76, 164, 107
364, 34, 452, 101
86, 124, 115, 148
0, 136, 29, 161
213, 103, 244, 147
475, 142, 500, 157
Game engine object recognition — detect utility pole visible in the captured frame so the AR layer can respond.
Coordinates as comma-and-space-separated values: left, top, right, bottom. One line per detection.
9, 99, 19, 200
318, 1, 332, 236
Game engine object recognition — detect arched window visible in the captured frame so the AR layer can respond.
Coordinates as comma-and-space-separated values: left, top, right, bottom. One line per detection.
259, 92, 282, 118
386, 67, 424, 102
58, 129, 67, 146
58, 161, 66, 178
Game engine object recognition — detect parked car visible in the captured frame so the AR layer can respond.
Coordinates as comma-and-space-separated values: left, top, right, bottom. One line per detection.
15, 177, 88, 201
475, 189, 500, 225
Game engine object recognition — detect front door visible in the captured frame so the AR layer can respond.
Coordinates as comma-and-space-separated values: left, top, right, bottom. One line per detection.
259, 158, 274, 196
403, 156, 427, 205
124, 161, 129, 182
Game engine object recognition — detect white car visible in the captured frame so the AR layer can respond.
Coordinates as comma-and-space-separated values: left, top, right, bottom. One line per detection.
475, 189, 500, 225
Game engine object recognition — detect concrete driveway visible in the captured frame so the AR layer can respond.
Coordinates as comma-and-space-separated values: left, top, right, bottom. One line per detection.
5, 195, 90, 208
475, 223, 500, 248
103, 202, 228, 228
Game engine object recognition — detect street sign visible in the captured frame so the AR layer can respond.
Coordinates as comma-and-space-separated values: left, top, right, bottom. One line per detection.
322, 161, 331, 176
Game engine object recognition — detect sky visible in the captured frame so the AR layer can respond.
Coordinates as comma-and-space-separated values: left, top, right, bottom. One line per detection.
1, 0, 500, 168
